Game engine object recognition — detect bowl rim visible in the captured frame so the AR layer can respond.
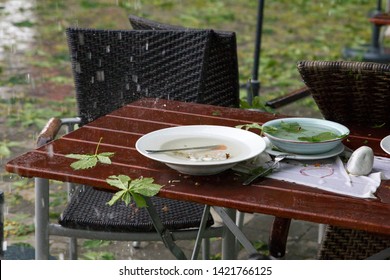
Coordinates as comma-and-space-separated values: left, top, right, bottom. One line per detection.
262, 117, 350, 144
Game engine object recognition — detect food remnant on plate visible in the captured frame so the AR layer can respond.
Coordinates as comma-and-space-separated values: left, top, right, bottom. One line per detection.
174, 145, 231, 162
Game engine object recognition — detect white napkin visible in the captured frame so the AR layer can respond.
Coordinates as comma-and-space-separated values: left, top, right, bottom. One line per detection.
234, 153, 390, 199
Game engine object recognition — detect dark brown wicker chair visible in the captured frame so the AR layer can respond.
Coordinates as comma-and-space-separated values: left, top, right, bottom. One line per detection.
36, 27, 244, 259
297, 61, 390, 128
297, 60, 390, 259
128, 14, 240, 108
69, 27, 239, 126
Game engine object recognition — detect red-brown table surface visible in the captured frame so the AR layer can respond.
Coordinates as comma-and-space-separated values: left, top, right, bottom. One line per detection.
6, 98, 390, 236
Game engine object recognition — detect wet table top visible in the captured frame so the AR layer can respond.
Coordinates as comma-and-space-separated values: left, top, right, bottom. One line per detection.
6, 98, 390, 235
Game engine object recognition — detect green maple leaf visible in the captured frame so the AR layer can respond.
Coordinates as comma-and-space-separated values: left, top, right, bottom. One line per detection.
106, 175, 163, 208
298, 132, 346, 142
236, 122, 277, 136
65, 137, 115, 170
236, 123, 263, 131
280, 121, 305, 133
67, 155, 98, 170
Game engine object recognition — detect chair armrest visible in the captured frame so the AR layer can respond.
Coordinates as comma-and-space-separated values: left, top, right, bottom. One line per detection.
36, 117, 81, 147
37, 117, 62, 147
265, 86, 311, 109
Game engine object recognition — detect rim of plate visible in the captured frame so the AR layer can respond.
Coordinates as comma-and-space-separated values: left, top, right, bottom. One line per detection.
380, 135, 390, 155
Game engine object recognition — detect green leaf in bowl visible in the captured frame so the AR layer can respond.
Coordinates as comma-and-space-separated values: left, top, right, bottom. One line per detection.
298, 132, 346, 142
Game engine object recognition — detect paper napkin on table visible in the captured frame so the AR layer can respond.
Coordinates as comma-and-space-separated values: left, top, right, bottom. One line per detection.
234, 153, 390, 199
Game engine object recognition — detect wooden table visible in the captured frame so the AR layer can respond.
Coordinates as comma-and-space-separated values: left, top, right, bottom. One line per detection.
6, 98, 390, 258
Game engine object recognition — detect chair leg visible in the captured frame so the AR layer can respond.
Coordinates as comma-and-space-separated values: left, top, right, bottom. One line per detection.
235, 211, 245, 254
318, 224, 326, 243
67, 183, 78, 259
191, 205, 212, 260
35, 178, 50, 260
69, 237, 78, 260
201, 238, 210, 260
214, 207, 258, 258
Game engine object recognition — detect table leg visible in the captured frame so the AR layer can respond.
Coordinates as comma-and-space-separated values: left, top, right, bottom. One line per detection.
34, 178, 50, 260
214, 207, 259, 259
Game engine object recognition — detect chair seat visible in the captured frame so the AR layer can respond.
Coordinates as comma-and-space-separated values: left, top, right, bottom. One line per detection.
318, 225, 390, 260
59, 187, 214, 232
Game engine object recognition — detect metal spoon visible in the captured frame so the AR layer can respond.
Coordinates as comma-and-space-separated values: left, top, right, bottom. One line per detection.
242, 153, 291, 185
145, 144, 225, 153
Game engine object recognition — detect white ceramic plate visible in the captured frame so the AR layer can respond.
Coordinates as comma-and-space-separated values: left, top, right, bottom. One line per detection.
136, 125, 266, 175
380, 135, 390, 155
264, 137, 345, 160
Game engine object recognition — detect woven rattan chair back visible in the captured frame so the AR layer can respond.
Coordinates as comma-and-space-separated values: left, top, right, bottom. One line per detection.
54, 27, 242, 259
128, 15, 240, 109
67, 27, 225, 126
298, 60, 390, 259
297, 61, 390, 128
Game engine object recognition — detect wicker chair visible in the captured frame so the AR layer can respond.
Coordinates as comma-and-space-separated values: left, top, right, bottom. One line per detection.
128, 14, 240, 108
297, 61, 390, 128
128, 15, 312, 110
37, 27, 242, 259
297, 60, 390, 259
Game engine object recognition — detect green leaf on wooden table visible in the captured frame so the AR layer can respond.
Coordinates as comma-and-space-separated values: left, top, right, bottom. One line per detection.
65, 137, 115, 170
106, 175, 163, 208
106, 175, 131, 190
69, 156, 98, 170
65, 154, 88, 160
97, 154, 113, 164
130, 177, 162, 197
